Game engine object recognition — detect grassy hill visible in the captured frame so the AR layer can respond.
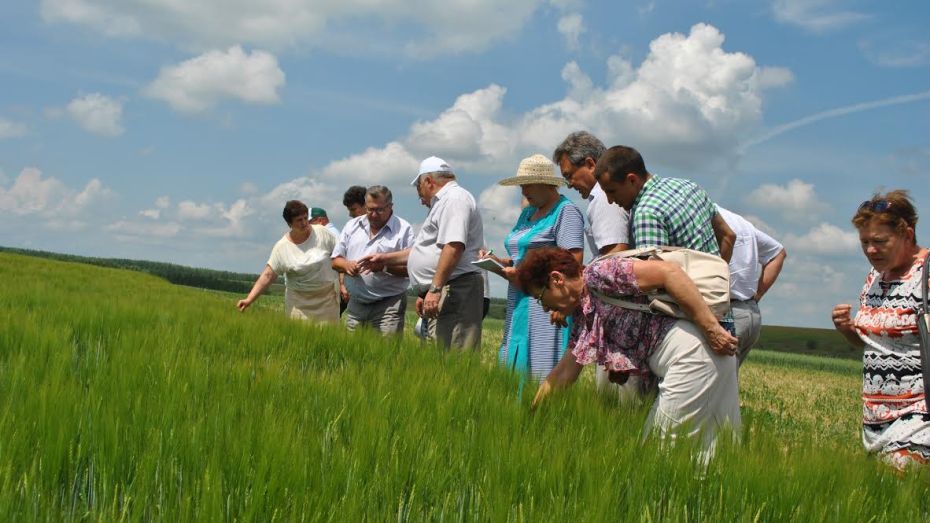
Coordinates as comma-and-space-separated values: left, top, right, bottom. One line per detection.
1, 251, 926, 520
0, 246, 856, 360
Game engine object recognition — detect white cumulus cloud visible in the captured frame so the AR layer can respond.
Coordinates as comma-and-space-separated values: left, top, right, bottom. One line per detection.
557, 13, 585, 51
0, 167, 113, 217
173, 23, 792, 250
478, 184, 524, 244
177, 200, 214, 221
66, 93, 124, 136
745, 179, 826, 221
320, 142, 420, 187
144, 46, 285, 113
783, 222, 859, 255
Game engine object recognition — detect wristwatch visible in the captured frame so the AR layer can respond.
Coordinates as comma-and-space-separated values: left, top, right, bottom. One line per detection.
428, 284, 442, 294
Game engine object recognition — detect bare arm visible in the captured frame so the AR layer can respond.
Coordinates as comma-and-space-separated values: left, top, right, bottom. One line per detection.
632, 260, 737, 355
753, 249, 786, 302
532, 348, 584, 408
423, 242, 465, 317
712, 213, 735, 263
356, 248, 411, 272
237, 265, 278, 312
332, 256, 359, 276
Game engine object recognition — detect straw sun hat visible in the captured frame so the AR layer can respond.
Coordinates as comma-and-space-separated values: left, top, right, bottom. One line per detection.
498, 154, 566, 186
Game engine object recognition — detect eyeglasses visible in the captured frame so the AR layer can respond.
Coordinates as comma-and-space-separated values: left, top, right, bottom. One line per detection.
859, 200, 892, 212
366, 204, 392, 215
534, 286, 546, 307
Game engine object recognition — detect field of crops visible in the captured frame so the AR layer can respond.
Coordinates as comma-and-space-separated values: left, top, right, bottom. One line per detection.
2, 252, 929, 520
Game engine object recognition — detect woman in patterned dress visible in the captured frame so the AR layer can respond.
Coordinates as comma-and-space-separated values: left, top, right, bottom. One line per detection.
832, 190, 929, 470
522, 247, 740, 449
484, 154, 585, 379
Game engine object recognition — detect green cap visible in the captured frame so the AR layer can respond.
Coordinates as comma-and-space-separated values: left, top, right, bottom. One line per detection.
310, 207, 327, 218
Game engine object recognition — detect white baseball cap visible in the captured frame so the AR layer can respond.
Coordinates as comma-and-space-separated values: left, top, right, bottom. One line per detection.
411, 156, 453, 185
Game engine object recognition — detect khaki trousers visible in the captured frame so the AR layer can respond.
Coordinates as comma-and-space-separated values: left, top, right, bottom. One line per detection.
425, 272, 484, 351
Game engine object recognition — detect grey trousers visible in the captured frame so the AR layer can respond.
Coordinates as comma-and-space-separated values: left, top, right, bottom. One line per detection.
731, 299, 762, 365
425, 271, 484, 351
345, 292, 407, 336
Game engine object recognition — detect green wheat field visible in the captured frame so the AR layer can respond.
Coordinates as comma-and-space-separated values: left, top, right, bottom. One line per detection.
2, 251, 929, 521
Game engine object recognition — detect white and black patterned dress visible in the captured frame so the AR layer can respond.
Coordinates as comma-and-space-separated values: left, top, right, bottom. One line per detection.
855, 251, 930, 466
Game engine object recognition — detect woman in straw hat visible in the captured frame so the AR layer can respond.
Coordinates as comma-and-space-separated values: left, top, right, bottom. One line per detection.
483, 154, 585, 379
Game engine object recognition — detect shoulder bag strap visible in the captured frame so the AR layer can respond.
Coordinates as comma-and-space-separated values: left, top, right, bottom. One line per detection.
918, 251, 930, 412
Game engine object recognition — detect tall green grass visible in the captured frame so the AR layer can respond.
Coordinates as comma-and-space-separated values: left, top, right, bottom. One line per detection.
1, 252, 928, 521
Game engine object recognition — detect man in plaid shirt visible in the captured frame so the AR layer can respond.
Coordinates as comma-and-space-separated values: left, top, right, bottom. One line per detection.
592, 145, 734, 260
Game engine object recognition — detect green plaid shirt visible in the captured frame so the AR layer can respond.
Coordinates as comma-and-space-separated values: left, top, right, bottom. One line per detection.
629, 175, 720, 255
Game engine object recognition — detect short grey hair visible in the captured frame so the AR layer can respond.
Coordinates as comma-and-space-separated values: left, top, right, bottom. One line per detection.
552, 131, 607, 167
366, 185, 393, 205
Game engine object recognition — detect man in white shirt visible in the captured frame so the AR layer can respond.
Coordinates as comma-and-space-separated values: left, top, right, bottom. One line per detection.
332, 186, 414, 335
552, 131, 630, 258
359, 156, 485, 350
716, 206, 787, 364
554, 131, 633, 398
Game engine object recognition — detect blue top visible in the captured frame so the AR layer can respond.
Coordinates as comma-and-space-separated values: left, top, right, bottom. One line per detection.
498, 196, 584, 379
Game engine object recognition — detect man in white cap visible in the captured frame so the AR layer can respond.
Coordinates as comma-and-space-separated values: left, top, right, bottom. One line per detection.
358, 156, 485, 350
716, 206, 787, 365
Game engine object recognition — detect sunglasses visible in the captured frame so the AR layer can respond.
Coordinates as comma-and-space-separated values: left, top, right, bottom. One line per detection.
859, 200, 892, 212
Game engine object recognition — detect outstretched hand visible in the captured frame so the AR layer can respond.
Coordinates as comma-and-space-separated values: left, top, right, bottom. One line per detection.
531, 380, 553, 410
236, 299, 251, 312
356, 253, 384, 274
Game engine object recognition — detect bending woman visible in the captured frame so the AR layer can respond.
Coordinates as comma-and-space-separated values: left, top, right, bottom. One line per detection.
487, 154, 584, 379
832, 190, 929, 470
237, 200, 339, 323
523, 247, 740, 449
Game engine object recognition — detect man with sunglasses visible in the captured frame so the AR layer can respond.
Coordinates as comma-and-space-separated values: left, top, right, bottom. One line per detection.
331, 185, 414, 335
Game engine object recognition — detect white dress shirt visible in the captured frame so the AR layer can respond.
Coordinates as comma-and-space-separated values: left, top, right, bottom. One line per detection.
407, 181, 484, 293
716, 206, 784, 301
332, 213, 414, 303
585, 183, 630, 258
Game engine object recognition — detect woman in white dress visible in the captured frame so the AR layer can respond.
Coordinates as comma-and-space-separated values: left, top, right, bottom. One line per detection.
237, 200, 339, 323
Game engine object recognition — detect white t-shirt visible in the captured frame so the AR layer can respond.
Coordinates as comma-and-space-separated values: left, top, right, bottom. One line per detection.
267, 225, 338, 293
586, 183, 630, 258
408, 181, 484, 293
716, 206, 784, 301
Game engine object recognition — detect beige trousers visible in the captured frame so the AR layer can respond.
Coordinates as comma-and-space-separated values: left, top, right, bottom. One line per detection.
285, 286, 339, 324
644, 320, 741, 452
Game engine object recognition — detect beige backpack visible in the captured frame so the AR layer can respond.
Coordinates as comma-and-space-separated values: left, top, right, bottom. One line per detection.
590, 246, 731, 319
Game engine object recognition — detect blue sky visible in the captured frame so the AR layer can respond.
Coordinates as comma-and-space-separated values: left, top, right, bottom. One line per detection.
1, 0, 928, 328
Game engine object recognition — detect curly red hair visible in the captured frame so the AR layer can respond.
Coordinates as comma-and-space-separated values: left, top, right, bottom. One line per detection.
517, 247, 583, 291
